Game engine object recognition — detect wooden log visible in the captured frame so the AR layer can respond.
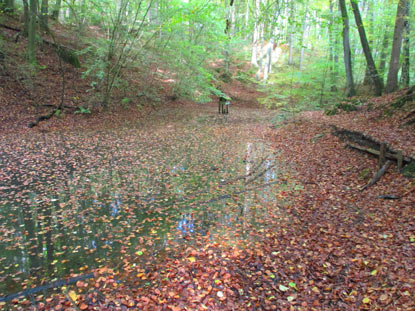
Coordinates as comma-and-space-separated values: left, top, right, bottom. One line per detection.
346, 143, 413, 164
361, 160, 392, 191
379, 143, 386, 169
397, 150, 403, 172
0, 23, 21, 32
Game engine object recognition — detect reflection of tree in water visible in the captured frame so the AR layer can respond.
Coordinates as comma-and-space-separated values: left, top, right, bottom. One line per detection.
177, 213, 194, 235
1, 128, 284, 297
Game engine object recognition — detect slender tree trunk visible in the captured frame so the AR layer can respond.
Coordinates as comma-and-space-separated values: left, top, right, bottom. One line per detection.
385, 0, 409, 93
28, 0, 37, 64
23, 0, 29, 36
363, 0, 374, 85
400, 0, 410, 87
251, 0, 260, 67
230, 0, 236, 35
287, 1, 295, 65
400, 1, 410, 87
224, 0, 234, 74
328, 0, 335, 80
245, 0, 249, 29
51, 0, 61, 20
40, 0, 48, 31
350, 0, 383, 96
378, 31, 389, 80
299, 4, 308, 70
339, 0, 355, 97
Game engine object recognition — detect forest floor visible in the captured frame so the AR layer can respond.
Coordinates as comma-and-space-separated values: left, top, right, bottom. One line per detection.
1, 22, 415, 311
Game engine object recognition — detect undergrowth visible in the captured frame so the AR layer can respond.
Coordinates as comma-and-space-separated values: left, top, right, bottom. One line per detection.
258, 58, 344, 114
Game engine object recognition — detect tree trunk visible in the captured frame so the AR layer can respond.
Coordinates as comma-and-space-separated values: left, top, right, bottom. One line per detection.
23, 0, 29, 36
350, 0, 383, 96
385, 0, 409, 93
329, 0, 334, 73
400, 0, 410, 88
28, 0, 37, 64
378, 31, 389, 80
40, 0, 48, 31
51, 0, 61, 20
299, 4, 308, 71
224, 0, 234, 74
245, 0, 249, 29
339, 0, 355, 97
287, 1, 295, 65
250, 0, 260, 67
363, 0, 374, 86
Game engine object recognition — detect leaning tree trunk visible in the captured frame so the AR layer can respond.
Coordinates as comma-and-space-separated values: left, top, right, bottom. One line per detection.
363, 0, 374, 86
385, 0, 409, 93
339, 0, 356, 97
350, 0, 383, 96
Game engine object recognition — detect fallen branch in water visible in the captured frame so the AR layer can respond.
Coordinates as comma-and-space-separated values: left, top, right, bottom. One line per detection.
0, 273, 94, 302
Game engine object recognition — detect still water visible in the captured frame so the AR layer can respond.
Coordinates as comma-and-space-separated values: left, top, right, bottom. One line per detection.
0, 110, 295, 297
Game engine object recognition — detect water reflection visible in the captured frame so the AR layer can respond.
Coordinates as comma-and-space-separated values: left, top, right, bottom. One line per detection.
0, 129, 286, 297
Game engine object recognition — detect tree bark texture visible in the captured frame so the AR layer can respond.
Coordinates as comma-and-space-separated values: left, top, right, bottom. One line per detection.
339, 0, 355, 97
385, 0, 409, 93
28, 0, 37, 63
40, 0, 49, 31
350, 0, 383, 96
400, 0, 410, 87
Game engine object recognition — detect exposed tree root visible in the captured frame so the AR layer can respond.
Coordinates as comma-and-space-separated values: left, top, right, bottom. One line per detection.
28, 109, 58, 128
391, 85, 415, 108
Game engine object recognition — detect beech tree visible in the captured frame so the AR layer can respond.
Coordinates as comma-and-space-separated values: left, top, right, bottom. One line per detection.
339, 0, 355, 97
385, 0, 410, 93
27, 0, 37, 64
40, 0, 48, 31
2, 0, 413, 107
350, 0, 383, 96
400, 0, 410, 87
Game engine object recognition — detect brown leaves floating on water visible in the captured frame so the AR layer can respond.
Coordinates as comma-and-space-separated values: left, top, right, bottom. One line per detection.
1, 91, 415, 310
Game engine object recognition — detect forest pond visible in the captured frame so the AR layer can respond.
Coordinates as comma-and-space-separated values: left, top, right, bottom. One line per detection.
0, 109, 297, 297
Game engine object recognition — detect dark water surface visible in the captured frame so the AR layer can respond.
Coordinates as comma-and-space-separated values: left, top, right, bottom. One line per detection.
0, 110, 296, 297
